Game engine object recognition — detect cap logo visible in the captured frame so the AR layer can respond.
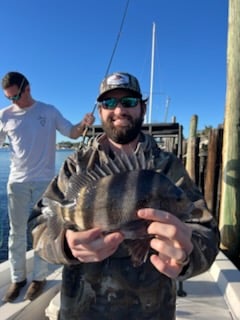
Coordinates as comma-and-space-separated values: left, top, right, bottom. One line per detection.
107, 73, 129, 86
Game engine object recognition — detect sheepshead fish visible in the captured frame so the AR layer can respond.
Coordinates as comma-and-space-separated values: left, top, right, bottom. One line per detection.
45, 150, 194, 266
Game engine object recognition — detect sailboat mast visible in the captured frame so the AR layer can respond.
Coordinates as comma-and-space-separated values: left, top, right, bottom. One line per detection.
148, 22, 156, 123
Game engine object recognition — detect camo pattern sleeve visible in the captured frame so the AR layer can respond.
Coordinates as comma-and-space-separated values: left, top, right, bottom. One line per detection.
30, 148, 92, 265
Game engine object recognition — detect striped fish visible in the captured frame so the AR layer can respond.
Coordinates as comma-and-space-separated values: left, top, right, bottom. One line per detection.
44, 149, 194, 266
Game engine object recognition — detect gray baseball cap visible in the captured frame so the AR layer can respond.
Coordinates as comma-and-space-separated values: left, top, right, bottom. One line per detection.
97, 72, 142, 101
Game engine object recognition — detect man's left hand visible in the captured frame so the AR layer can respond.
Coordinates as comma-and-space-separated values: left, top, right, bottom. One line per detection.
138, 208, 193, 278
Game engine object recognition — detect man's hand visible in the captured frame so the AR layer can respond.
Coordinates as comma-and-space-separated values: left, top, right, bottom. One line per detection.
70, 112, 95, 138
65, 227, 124, 263
81, 112, 95, 128
138, 208, 193, 278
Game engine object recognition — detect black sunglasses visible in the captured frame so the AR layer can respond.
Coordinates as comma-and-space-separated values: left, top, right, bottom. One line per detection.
5, 78, 25, 101
99, 97, 141, 110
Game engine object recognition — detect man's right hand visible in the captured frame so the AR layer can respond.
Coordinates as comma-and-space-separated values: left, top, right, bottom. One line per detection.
65, 228, 124, 262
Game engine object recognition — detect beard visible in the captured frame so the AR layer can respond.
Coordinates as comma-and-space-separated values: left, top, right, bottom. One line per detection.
101, 113, 144, 144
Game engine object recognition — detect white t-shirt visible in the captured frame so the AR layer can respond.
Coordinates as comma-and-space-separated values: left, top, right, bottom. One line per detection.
0, 101, 73, 183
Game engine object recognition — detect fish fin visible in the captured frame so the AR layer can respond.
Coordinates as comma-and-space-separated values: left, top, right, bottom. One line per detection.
125, 238, 151, 267
119, 152, 135, 170
135, 146, 147, 169
93, 163, 109, 177
101, 161, 119, 174
66, 172, 95, 199
66, 149, 155, 200
40, 206, 64, 240
129, 152, 141, 170
112, 152, 129, 171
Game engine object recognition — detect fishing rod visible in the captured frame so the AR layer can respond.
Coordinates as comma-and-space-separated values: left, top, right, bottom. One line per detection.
80, 0, 130, 146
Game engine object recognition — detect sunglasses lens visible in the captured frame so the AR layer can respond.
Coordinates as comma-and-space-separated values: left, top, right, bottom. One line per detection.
5, 94, 20, 101
11, 94, 21, 101
121, 97, 139, 108
101, 98, 118, 109
101, 97, 139, 109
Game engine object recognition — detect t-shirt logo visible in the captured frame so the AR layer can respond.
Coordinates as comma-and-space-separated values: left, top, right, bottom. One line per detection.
38, 115, 46, 127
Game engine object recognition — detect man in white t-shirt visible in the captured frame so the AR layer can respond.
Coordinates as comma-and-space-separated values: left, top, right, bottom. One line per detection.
0, 71, 95, 302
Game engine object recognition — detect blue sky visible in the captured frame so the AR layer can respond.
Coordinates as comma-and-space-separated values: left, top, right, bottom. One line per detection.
0, 0, 228, 142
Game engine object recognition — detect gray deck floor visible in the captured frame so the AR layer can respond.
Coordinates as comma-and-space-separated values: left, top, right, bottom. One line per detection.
0, 251, 239, 320
176, 270, 234, 319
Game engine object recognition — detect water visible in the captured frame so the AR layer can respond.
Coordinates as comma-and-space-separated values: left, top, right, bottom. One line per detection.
0, 148, 74, 262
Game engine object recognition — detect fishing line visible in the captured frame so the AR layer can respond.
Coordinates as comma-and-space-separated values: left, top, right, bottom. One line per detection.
80, 0, 130, 147
104, 0, 130, 76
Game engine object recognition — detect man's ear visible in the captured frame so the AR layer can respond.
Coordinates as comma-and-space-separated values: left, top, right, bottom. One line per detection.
141, 101, 147, 117
25, 85, 30, 94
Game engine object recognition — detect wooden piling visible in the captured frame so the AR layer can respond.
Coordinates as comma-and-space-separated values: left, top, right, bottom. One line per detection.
186, 115, 198, 182
219, 0, 240, 259
204, 129, 221, 217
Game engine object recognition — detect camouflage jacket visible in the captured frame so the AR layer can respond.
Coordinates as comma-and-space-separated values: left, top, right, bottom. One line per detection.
30, 133, 220, 320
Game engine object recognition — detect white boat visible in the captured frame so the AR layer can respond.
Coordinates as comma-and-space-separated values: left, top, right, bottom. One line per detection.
0, 250, 239, 320
0, 122, 239, 319
0, 250, 61, 320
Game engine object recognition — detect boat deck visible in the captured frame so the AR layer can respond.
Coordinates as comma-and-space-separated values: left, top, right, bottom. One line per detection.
176, 269, 234, 319
0, 251, 239, 320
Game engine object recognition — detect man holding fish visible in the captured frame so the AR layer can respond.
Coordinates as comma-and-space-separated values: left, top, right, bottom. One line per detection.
30, 72, 220, 319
